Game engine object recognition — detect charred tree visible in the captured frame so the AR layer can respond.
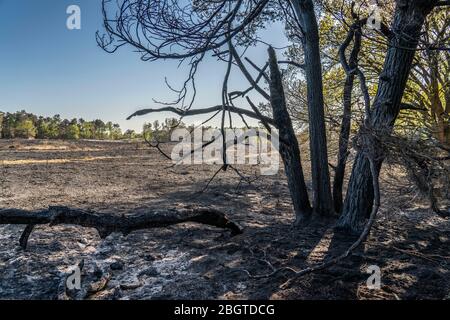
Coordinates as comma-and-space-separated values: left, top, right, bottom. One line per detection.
267, 46, 312, 223
291, 0, 333, 216
333, 18, 364, 214
338, 0, 440, 233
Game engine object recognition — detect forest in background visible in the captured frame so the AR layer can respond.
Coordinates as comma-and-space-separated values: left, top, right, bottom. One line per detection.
0, 110, 193, 141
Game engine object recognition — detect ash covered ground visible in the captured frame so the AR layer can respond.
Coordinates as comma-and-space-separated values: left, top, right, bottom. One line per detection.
0, 139, 449, 299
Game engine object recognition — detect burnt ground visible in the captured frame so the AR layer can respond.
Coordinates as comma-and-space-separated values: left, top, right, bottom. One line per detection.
0, 139, 449, 300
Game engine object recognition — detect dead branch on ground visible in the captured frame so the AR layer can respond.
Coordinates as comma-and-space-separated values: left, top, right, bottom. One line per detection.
0, 206, 242, 250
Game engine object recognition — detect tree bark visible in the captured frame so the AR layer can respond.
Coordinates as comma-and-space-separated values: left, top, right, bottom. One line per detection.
268, 46, 312, 223
291, 0, 333, 216
338, 0, 439, 233
333, 20, 363, 214
0, 206, 242, 249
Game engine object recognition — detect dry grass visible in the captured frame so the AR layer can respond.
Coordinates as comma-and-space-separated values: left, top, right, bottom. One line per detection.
1, 156, 122, 166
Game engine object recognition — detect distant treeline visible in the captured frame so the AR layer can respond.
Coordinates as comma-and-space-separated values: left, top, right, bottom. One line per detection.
0, 110, 186, 141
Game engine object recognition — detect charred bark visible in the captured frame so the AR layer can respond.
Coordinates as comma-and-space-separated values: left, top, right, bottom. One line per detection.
291, 0, 333, 216
333, 20, 364, 214
0, 206, 242, 249
268, 46, 312, 223
338, 0, 440, 233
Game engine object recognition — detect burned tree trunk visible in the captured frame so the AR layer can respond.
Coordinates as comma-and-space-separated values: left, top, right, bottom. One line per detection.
268, 46, 312, 224
0, 206, 242, 249
291, 0, 333, 216
338, 0, 440, 233
333, 20, 364, 214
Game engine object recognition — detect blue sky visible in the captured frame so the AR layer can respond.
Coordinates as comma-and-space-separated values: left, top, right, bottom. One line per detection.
0, 0, 288, 131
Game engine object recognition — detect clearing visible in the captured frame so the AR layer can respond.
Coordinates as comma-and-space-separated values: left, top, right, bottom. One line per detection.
0, 139, 448, 299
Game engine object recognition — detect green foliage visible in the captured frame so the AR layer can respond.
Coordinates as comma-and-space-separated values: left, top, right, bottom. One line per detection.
284, 1, 449, 144
108, 122, 122, 140
0, 111, 124, 141
152, 118, 186, 142
0, 111, 193, 142
14, 119, 37, 138
123, 129, 137, 139
65, 123, 81, 140
142, 122, 153, 141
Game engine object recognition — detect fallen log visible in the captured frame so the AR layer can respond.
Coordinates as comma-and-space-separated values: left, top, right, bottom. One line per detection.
0, 206, 242, 250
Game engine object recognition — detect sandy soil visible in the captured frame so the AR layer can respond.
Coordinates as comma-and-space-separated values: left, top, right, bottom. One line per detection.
0, 139, 449, 300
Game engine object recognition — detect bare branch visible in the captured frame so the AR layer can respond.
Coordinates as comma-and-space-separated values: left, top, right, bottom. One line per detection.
435, 1, 450, 7
98, 0, 271, 60
229, 43, 271, 100
277, 60, 305, 69
127, 105, 276, 127
400, 103, 428, 111
246, 97, 272, 133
